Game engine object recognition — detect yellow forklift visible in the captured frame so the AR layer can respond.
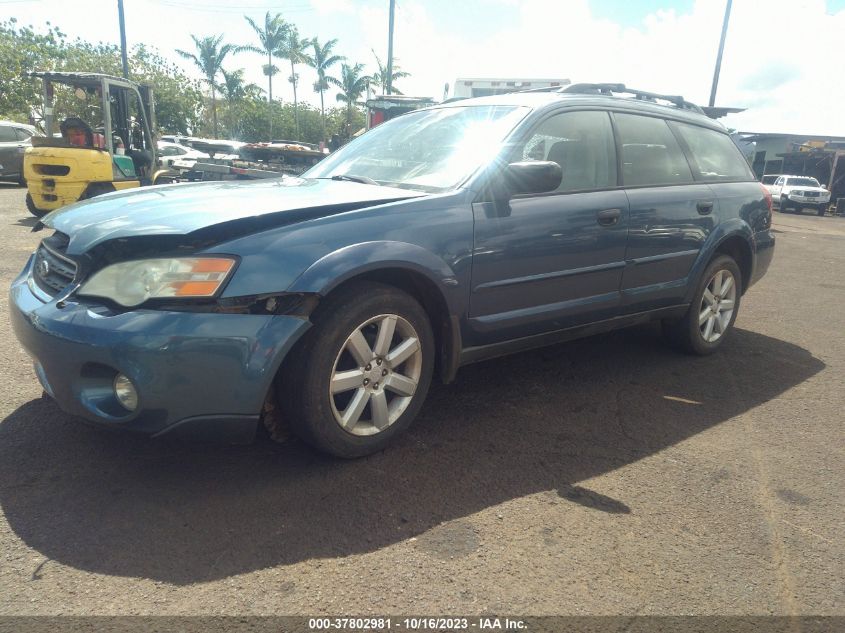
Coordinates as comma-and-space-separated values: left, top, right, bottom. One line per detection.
24, 72, 175, 217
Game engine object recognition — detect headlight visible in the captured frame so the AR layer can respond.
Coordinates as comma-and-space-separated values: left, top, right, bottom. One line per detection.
78, 257, 236, 307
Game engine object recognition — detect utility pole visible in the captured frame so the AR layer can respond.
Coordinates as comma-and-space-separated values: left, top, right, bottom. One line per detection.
118, 0, 129, 79
708, 0, 732, 107
386, 0, 395, 95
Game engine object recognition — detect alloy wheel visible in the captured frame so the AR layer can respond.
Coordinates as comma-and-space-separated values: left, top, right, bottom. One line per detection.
698, 269, 737, 343
329, 314, 423, 436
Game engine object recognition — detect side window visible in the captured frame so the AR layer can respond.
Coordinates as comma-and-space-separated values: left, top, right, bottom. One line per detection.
516, 110, 617, 192
14, 128, 33, 141
775, 177, 784, 186
0, 126, 16, 142
159, 146, 177, 156
614, 113, 693, 186
672, 122, 753, 181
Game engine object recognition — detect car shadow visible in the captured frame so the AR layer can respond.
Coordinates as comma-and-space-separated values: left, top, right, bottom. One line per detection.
0, 326, 823, 584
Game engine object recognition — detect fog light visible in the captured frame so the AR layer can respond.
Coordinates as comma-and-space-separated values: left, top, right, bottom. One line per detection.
113, 373, 138, 411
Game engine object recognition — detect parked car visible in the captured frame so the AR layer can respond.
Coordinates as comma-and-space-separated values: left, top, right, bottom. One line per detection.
156, 140, 209, 168
10, 85, 775, 457
770, 175, 830, 216
0, 120, 38, 185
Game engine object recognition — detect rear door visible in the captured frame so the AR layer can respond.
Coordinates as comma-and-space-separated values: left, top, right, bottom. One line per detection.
469, 109, 629, 343
614, 112, 716, 312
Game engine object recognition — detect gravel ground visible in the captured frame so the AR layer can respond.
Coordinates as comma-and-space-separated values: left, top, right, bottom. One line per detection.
0, 182, 842, 616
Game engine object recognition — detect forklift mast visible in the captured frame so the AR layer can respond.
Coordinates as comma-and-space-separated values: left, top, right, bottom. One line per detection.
139, 84, 157, 140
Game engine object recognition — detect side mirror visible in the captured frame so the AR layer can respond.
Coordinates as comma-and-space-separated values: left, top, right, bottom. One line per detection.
503, 161, 562, 196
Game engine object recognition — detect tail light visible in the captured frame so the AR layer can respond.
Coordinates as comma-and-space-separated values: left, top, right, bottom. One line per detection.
760, 183, 773, 221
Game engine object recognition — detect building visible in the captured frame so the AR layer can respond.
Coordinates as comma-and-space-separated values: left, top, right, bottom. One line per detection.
739, 132, 845, 211
450, 78, 571, 99
741, 132, 845, 178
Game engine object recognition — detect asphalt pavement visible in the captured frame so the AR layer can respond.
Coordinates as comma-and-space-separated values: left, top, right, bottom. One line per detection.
0, 182, 842, 617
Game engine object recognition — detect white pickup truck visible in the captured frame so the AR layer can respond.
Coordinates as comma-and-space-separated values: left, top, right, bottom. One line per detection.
769, 175, 831, 216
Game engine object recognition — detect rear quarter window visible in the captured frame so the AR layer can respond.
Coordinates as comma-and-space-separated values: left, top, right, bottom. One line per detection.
672, 122, 754, 182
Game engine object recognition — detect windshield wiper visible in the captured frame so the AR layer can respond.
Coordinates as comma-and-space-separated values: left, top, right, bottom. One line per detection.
329, 174, 380, 186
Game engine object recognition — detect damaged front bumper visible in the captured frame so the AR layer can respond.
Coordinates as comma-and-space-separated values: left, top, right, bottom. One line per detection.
9, 255, 312, 442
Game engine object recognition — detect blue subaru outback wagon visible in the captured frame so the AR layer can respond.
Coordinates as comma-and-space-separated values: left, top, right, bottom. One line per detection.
10, 84, 774, 457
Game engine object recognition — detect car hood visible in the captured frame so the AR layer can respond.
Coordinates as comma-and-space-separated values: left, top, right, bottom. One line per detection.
42, 177, 426, 255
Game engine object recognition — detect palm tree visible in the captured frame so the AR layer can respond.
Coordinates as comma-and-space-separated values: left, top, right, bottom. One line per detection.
276, 26, 311, 138
176, 34, 235, 138
242, 11, 289, 138
219, 68, 262, 137
329, 63, 368, 135
370, 49, 410, 95
305, 38, 344, 141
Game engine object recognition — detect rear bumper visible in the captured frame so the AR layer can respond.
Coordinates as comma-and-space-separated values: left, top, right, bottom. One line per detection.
9, 256, 311, 442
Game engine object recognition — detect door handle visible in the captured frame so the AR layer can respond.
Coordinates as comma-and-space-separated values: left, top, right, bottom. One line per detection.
597, 208, 622, 226
697, 201, 714, 215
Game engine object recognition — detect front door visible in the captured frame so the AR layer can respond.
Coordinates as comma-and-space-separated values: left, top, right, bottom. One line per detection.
468, 109, 629, 345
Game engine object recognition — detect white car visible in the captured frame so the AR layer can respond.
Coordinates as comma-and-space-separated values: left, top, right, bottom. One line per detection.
770, 175, 831, 216
157, 141, 209, 168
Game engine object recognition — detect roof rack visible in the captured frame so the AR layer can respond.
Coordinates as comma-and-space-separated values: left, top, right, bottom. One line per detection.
561, 83, 705, 114
517, 82, 704, 114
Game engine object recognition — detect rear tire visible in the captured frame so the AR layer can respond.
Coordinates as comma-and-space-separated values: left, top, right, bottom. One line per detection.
663, 255, 742, 356
25, 193, 48, 218
278, 281, 435, 458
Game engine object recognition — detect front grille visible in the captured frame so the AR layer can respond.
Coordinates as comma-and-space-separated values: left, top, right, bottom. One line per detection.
33, 233, 77, 296
805, 191, 819, 197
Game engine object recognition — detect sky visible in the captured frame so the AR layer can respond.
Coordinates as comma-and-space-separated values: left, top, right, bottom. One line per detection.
3, 0, 845, 135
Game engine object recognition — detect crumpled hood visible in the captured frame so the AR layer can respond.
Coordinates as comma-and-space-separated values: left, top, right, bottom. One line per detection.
42, 177, 426, 255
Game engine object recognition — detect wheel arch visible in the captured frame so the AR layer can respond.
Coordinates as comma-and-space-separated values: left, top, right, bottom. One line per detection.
289, 241, 465, 383
684, 225, 754, 303
713, 234, 753, 294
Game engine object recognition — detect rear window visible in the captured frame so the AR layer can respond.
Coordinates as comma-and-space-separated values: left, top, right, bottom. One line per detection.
614, 113, 693, 186
672, 122, 753, 182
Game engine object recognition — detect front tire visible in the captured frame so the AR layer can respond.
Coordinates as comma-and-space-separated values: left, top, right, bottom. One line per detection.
663, 255, 742, 355
780, 196, 790, 213
25, 193, 48, 218
817, 205, 826, 217
278, 281, 435, 458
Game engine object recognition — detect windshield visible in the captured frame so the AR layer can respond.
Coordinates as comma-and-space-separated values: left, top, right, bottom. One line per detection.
305, 105, 529, 192
787, 177, 820, 187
